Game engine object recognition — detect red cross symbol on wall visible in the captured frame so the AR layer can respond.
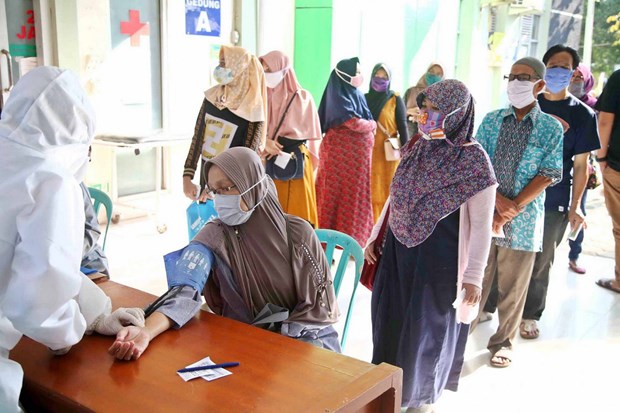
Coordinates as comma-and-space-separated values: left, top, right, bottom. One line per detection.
120, 10, 150, 47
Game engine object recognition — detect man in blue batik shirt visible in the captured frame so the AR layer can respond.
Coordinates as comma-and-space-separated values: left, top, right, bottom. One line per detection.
473, 57, 564, 368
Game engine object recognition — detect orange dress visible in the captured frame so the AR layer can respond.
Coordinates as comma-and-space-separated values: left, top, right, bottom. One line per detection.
273, 145, 319, 227
371, 96, 400, 221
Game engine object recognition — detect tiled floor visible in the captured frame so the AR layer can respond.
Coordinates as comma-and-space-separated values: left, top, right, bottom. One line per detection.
105, 190, 619, 413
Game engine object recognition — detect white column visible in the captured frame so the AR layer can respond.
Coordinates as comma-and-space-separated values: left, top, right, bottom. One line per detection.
582, 0, 595, 66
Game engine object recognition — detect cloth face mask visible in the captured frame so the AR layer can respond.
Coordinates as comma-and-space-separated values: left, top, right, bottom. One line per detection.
214, 175, 266, 226
425, 73, 442, 86
545, 67, 573, 93
335, 68, 364, 88
265, 69, 286, 88
371, 76, 389, 92
213, 66, 234, 85
418, 109, 445, 136
507, 79, 539, 109
418, 104, 467, 143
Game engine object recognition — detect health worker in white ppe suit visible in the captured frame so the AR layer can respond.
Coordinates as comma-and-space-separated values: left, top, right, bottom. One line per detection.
0, 66, 145, 413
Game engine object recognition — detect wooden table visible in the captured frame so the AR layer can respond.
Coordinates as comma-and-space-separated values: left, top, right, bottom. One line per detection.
11, 281, 402, 412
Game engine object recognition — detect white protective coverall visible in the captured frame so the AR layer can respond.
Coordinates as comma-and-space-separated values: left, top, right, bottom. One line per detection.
0, 67, 113, 412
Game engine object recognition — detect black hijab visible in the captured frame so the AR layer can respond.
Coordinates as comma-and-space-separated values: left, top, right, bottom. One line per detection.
365, 63, 395, 121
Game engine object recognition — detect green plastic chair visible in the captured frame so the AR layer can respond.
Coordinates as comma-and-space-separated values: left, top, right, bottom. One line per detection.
314, 228, 364, 350
88, 187, 113, 251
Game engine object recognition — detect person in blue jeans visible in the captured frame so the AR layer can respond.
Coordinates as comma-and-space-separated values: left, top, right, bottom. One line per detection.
567, 64, 599, 274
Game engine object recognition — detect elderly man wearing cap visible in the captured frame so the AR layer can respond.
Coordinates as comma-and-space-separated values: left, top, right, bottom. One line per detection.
471, 57, 564, 368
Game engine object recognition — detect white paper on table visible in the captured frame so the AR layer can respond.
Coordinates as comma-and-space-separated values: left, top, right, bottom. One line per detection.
177, 356, 233, 382
274, 152, 292, 169
452, 288, 479, 325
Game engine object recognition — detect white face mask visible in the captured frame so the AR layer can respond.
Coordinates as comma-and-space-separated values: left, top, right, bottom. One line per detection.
507, 79, 540, 109
264, 69, 286, 88
213, 175, 267, 226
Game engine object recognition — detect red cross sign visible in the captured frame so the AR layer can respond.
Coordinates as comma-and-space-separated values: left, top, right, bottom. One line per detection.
120, 10, 150, 47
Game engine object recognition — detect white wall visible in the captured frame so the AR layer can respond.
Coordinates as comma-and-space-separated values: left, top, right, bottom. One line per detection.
330, 0, 460, 95
256, 0, 295, 59
162, 0, 235, 135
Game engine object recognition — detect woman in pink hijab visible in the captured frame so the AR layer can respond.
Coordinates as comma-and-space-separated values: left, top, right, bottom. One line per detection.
259, 51, 322, 227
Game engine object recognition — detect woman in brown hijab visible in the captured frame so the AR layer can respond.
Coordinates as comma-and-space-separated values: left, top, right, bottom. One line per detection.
109, 147, 340, 360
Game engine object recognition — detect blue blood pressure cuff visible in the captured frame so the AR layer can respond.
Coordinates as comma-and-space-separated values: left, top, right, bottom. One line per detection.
163, 242, 214, 293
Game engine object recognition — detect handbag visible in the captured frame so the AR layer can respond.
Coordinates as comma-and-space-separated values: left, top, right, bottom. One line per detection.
360, 206, 390, 291
265, 143, 304, 181
377, 121, 401, 161
586, 158, 601, 190
265, 91, 304, 181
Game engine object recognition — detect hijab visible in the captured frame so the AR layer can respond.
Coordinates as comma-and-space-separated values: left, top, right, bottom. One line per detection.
575, 64, 597, 109
416, 62, 445, 88
194, 147, 338, 325
204, 45, 268, 125
317, 57, 373, 132
389, 79, 497, 248
259, 51, 322, 143
365, 63, 395, 121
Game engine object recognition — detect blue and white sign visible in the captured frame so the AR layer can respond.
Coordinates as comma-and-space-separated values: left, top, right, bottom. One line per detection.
185, 0, 221, 37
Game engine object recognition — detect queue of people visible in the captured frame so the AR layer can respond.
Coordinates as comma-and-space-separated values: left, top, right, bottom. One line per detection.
1, 40, 618, 413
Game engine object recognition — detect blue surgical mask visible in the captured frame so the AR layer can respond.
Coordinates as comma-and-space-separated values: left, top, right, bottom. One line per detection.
214, 65, 234, 85
213, 175, 267, 226
545, 67, 573, 93
425, 73, 442, 86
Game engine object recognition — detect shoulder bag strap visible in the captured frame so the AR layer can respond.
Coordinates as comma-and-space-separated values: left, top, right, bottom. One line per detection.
376, 120, 390, 137
271, 90, 300, 141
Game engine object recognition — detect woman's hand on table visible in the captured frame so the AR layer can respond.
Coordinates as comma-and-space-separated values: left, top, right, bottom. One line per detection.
108, 326, 150, 361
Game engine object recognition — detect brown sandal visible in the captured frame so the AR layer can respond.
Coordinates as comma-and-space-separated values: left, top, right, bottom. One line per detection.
519, 320, 539, 339
596, 279, 620, 294
490, 347, 512, 368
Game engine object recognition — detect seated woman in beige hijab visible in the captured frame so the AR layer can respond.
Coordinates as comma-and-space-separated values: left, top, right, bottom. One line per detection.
109, 147, 340, 360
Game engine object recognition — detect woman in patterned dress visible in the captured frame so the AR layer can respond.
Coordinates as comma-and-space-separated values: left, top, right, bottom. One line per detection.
315, 57, 376, 246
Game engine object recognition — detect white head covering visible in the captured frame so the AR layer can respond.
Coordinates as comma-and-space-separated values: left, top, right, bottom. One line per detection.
0, 66, 96, 181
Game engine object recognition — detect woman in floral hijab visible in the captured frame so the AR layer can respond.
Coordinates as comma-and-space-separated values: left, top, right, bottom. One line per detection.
367, 79, 496, 411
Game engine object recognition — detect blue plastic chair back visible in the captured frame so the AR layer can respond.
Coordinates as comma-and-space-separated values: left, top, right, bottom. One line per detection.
314, 228, 364, 350
88, 187, 113, 251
